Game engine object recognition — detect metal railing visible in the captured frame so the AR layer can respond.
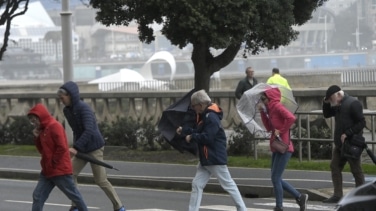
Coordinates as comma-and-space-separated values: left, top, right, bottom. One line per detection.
289, 110, 376, 162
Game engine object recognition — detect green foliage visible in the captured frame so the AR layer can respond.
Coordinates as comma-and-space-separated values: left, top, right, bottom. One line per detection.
227, 123, 257, 156
98, 116, 162, 151
292, 124, 332, 159
89, 0, 328, 91
99, 116, 140, 149
90, 0, 327, 52
0, 117, 34, 145
138, 117, 160, 151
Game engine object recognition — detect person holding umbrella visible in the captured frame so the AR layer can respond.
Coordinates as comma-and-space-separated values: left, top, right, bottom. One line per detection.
57, 81, 126, 211
176, 89, 247, 211
258, 89, 308, 211
28, 103, 88, 211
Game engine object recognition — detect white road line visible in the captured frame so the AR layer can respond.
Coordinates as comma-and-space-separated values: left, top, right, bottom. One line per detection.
254, 202, 336, 210
127, 210, 177, 211
4, 200, 100, 209
200, 205, 268, 211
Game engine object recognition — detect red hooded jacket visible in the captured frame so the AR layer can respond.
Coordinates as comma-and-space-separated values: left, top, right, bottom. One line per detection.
28, 103, 73, 178
260, 88, 296, 153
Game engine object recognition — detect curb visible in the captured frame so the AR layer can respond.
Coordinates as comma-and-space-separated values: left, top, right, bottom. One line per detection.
0, 170, 329, 201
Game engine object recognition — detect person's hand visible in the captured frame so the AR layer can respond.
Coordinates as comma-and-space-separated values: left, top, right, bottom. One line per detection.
341, 133, 347, 143
69, 147, 78, 156
32, 128, 40, 137
274, 129, 280, 137
176, 126, 182, 135
185, 135, 192, 143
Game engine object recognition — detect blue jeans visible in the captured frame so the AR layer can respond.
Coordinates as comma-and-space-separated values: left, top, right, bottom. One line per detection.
271, 152, 300, 208
32, 173, 88, 211
188, 163, 247, 211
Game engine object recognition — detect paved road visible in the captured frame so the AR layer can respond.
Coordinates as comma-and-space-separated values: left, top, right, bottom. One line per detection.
0, 155, 371, 201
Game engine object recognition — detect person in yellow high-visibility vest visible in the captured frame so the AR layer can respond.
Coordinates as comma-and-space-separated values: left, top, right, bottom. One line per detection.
266, 68, 291, 90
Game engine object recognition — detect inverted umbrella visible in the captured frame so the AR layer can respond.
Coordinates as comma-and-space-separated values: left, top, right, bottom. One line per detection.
158, 89, 198, 155
236, 83, 299, 138
75, 152, 119, 171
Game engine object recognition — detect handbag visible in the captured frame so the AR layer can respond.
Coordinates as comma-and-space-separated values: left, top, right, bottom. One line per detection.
341, 134, 365, 160
271, 136, 289, 154
264, 109, 290, 154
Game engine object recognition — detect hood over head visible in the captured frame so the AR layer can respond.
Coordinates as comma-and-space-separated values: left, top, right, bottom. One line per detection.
59, 81, 80, 106
28, 103, 53, 128
264, 87, 281, 109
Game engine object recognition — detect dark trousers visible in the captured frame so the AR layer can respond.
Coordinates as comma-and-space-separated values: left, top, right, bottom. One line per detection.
330, 146, 365, 197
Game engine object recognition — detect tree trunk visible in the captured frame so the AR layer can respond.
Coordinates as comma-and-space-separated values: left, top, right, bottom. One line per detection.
191, 42, 242, 92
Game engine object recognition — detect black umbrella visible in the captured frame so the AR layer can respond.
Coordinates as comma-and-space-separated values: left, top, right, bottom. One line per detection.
365, 145, 376, 165
158, 89, 198, 155
75, 152, 119, 171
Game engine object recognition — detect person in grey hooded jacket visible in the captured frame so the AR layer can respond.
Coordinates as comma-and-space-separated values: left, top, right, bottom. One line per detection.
58, 81, 126, 211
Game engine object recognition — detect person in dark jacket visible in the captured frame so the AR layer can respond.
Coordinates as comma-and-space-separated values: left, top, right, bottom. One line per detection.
322, 85, 365, 203
176, 89, 247, 211
28, 103, 88, 211
57, 81, 126, 211
235, 67, 258, 99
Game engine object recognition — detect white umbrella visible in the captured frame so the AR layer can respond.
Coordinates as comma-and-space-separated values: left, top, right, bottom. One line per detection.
236, 83, 299, 137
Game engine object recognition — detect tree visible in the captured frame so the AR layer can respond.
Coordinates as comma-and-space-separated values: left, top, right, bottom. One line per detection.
89, 0, 327, 91
0, 0, 30, 60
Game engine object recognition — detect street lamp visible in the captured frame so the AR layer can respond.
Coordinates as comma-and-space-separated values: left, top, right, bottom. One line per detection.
60, 0, 73, 82
354, 16, 364, 51
319, 15, 327, 53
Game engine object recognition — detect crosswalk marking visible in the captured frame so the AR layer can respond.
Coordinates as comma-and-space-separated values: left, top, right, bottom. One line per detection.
200, 205, 267, 211
6, 200, 336, 211
128, 210, 177, 211
254, 202, 336, 211
5, 200, 100, 209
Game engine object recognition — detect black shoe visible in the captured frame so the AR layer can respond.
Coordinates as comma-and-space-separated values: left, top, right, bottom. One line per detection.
69, 207, 78, 211
322, 195, 341, 203
273, 207, 283, 211
296, 193, 309, 211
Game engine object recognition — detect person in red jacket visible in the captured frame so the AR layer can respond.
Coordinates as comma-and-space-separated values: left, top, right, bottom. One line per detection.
259, 88, 308, 211
28, 103, 88, 211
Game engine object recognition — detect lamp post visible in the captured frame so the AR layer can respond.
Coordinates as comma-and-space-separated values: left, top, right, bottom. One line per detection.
319, 15, 327, 53
355, 16, 363, 51
60, 0, 73, 82
60, 0, 74, 145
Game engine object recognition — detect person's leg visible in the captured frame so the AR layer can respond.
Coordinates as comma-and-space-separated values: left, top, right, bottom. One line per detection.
53, 175, 88, 211
90, 147, 123, 210
330, 147, 347, 197
348, 157, 365, 187
71, 154, 88, 208
271, 152, 300, 209
209, 165, 247, 211
278, 153, 300, 198
188, 163, 211, 211
32, 173, 55, 211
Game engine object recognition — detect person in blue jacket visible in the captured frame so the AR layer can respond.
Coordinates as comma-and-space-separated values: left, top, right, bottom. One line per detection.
57, 81, 126, 211
176, 89, 247, 211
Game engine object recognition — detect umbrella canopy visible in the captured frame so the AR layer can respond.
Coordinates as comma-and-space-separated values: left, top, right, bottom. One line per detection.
75, 152, 119, 171
158, 89, 198, 155
236, 83, 299, 137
